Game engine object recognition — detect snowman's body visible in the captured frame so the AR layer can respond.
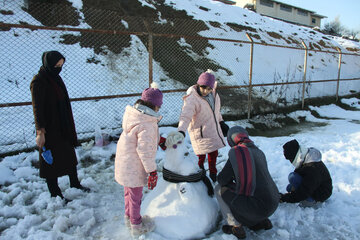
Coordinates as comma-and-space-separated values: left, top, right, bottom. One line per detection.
141, 141, 219, 239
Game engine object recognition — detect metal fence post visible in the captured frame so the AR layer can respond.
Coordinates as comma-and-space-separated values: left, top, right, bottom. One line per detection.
246, 33, 254, 119
301, 41, 308, 109
148, 33, 153, 86
144, 20, 153, 86
336, 47, 342, 101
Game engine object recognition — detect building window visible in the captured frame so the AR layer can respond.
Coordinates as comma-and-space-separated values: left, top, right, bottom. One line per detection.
312, 18, 316, 23
297, 9, 308, 16
260, 0, 273, 8
280, 4, 292, 12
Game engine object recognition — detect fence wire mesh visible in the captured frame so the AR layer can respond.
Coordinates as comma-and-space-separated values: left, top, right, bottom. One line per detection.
0, 1, 360, 155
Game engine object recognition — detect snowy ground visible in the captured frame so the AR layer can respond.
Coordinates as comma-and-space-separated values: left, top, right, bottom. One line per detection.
1, 97, 360, 240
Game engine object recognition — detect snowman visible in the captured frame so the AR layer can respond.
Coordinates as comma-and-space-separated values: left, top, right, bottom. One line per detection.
141, 131, 219, 239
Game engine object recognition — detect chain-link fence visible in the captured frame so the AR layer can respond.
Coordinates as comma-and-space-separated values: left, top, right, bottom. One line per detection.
1, 1, 360, 156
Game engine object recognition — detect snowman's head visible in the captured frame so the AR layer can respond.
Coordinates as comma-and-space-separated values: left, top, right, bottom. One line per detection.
165, 131, 185, 150
163, 131, 194, 173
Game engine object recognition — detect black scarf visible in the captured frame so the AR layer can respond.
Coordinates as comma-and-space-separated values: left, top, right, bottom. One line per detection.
163, 167, 214, 197
41, 51, 77, 145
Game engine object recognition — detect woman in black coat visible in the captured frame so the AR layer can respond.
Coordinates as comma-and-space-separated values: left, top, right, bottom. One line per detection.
30, 51, 89, 200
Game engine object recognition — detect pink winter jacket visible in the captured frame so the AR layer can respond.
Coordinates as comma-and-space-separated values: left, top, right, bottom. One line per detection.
114, 105, 160, 187
178, 85, 226, 155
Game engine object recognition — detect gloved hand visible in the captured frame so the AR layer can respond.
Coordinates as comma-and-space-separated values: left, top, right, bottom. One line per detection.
279, 193, 285, 203
165, 131, 185, 149
159, 136, 167, 150
148, 171, 158, 190
220, 121, 229, 137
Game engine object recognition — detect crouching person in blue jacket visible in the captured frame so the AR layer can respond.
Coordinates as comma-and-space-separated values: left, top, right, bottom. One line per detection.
215, 126, 279, 239
280, 139, 333, 206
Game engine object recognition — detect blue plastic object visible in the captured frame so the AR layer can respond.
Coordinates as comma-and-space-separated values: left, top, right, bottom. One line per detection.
42, 147, 53, 165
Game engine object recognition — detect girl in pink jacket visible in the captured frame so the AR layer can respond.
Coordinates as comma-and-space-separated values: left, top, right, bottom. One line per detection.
114, 83, 163, 237
178, 70, 229, 183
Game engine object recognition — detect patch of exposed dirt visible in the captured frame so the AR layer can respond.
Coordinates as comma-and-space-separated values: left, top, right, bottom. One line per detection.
317, 39, 329, 48
287, 37, 300, 45
226, 22, 257, 33
346, 47, 360, 52
0, 9, 14, 15
22, 0, 80, 26
267, 31, 282, 39
248, 33, 261, 40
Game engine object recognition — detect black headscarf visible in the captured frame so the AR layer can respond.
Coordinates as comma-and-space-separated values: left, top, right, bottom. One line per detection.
42, 51, 65, 76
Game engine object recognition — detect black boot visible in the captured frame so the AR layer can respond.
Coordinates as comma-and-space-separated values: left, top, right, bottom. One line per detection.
222, 225, 232, 234
232, 225, 246, 239
69, 173, 90, 192
46, 177, 64, 198
210, 172, 217, 183
249, 218, 273, 231
46, 178, 71, 203
222, 225, 246, 239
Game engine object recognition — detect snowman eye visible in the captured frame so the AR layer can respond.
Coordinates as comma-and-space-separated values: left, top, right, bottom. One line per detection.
180, 187, 186, 194
177, 141, 182, 144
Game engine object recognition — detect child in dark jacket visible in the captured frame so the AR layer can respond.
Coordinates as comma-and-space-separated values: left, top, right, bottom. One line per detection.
280, 139, 333, 206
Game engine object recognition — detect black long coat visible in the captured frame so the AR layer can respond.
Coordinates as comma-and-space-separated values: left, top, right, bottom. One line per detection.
30, 67, 78, 179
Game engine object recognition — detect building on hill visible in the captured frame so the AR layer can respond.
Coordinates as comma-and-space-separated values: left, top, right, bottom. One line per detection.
216, 0, 326, 28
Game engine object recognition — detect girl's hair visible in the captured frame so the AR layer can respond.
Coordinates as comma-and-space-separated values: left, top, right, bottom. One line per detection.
195, 84, 202, 96
135, 99, 157, 111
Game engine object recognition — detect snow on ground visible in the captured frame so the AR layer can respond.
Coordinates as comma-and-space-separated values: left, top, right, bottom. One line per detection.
1, 97, 360, 240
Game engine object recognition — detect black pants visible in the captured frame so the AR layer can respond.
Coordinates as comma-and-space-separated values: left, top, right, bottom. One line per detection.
46, 173, 81, 198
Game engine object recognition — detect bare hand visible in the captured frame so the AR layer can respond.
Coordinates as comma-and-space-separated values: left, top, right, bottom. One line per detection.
36, 133, 45, 148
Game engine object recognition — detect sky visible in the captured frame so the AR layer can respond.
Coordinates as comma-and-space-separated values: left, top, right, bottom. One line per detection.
280, 0, 360, 31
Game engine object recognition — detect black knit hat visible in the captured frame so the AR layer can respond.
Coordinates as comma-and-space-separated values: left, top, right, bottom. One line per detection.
283, 139, 299, 162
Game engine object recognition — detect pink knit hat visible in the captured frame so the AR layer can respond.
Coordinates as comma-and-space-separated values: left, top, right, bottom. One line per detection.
197, 69, 215, 89
141, 82, 163, 107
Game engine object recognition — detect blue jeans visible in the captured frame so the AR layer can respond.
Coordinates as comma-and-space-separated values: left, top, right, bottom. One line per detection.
286, 172, 314, 202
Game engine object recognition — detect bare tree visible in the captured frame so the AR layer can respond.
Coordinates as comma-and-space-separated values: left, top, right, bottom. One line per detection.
344, 29, 360, 40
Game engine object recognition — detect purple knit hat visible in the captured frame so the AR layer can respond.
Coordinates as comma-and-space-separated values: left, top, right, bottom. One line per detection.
141, 82, 163, 107
197, 69, 215, 89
